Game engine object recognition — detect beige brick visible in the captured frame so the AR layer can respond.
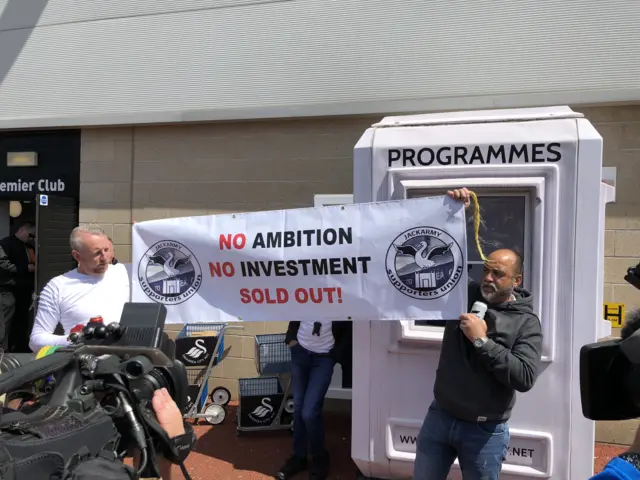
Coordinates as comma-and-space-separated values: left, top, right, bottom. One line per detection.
264, 321, 289, 335
165, 323, 183, 332
114, 244, 132, 263
238, 322, 266, 337
207, 202, 310, 215
131, 207, 170, 222
240, 335, 257, 359
224, 334, 244, 358
596, 418, 640, 446
606, 205, 640, 229
605, 230, 616, 256
83, 127, 134, 145
614, 230, 640, 257
208, 376, 239, 401
620, 122, 640, 151
613, 284, 640, 312
605, 257, 637, 284
603, 284, 614, 303
113, 224, 132, 245
79, 207, 132, 224
81, 161, 132, 183
80, 182, 131, 204
583, 105, 640, 124
220, 357, 258, 379
166, 205, 211, 219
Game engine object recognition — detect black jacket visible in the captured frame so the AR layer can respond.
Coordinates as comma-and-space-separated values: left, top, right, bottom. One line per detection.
285, 320, 353, 388
0, 235, 33, 292
433, 280, 543, 422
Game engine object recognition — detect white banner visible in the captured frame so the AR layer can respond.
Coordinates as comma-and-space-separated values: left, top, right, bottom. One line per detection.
131, 196, 468, 324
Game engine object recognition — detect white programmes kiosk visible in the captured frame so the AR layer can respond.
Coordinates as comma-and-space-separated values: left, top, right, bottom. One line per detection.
351, 106, 614, 480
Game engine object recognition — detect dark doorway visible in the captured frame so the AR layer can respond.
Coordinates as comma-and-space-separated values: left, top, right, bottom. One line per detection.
0, 129, 81, 350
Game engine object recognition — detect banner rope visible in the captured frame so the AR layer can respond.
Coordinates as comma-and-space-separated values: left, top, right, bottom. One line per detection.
468, 191, 488, 262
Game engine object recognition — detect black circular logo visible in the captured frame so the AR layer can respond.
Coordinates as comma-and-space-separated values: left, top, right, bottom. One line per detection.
385, 227, 464, 300
138, 240, 202, 305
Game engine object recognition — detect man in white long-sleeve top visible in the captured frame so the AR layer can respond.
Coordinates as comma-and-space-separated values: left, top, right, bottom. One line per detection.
29, 225, 130, 352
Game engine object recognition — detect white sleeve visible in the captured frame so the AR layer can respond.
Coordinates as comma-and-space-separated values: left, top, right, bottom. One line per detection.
29, 281, 69, 352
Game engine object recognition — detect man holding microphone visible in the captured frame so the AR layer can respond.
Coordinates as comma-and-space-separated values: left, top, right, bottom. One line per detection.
413, 188, 544, 480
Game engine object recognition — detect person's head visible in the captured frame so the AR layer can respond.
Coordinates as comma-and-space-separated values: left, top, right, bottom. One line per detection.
14, 221, 35, 246
480, 248, 523, 304
70, 225, 112, 276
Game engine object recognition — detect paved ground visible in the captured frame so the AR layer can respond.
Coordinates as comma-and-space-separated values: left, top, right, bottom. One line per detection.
163, 405, 627, 479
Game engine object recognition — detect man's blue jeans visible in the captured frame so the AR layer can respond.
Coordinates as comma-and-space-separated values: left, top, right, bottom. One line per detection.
290, 343, 335, 458
413, 402, 510, 480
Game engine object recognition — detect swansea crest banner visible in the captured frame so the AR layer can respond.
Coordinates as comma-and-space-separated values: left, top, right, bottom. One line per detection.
131, 196, 468, 324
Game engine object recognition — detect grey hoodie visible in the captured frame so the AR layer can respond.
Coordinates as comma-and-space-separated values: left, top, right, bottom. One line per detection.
433, 281, 543, 423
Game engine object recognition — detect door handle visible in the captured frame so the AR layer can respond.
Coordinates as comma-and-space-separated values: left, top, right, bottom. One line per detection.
30, 292, 38, 312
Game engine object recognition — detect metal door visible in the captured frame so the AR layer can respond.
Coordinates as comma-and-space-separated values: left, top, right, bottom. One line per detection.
34, 194, 78, 295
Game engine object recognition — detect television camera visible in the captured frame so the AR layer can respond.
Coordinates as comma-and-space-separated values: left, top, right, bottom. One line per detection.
0, 303, 194, 480
580, 261, 640, 420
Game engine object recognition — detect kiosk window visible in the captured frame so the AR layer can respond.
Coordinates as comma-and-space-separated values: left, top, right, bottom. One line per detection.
409, 190, 530, 328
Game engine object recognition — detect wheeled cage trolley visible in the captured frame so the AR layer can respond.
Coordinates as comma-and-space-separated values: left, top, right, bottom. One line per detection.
176, 322, 242, 425
236, 333, 294, 435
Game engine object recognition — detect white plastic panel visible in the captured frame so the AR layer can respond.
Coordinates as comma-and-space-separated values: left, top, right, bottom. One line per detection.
352, 110, 594, 480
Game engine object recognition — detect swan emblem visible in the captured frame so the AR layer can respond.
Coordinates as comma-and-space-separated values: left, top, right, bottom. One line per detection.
185, 339, 207, 360
394, 241, 453, 270
250, 397, 274, 419
147, 250, 191, 278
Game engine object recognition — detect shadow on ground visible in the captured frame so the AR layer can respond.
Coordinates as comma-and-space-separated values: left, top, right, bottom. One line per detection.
181, 404, 358, 479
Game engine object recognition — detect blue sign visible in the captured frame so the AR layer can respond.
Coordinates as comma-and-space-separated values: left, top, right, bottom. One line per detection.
39, 195, 48, 206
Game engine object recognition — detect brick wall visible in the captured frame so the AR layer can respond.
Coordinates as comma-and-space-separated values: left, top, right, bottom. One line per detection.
579, 106, 640, 315
79, 116, 375, 398
78, 107, 640, 407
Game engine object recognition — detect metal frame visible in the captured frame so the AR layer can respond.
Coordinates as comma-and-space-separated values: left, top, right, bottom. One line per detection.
178, 322, 243, 424
236, 333, 294, 435
405, 187, 533, 335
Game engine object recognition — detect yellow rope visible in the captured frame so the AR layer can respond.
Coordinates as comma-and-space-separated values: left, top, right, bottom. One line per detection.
468, 191, 488, 262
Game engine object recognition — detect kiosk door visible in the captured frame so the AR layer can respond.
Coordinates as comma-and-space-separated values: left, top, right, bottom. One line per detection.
34, 194, 78, 295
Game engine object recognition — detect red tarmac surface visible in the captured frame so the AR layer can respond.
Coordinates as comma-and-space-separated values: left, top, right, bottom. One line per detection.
163, 404, 627, 479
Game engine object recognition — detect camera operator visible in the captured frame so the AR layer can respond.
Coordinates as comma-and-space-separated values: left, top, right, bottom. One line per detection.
148, 387, 195, 480
0, 387, 195, 480
583, 301, 640, 480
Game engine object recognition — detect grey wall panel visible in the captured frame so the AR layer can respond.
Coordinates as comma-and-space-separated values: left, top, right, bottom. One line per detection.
0, 0, 638, 127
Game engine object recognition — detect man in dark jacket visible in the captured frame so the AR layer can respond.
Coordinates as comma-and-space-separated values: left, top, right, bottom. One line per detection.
0, 221, 36, 351
413, 188, 543, 480
276, 319, 352, 480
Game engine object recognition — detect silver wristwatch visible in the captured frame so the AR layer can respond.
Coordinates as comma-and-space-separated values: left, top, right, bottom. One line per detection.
473, 336, 489, 348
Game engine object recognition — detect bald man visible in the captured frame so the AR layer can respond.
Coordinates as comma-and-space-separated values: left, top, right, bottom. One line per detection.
413, 188, 543, 480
